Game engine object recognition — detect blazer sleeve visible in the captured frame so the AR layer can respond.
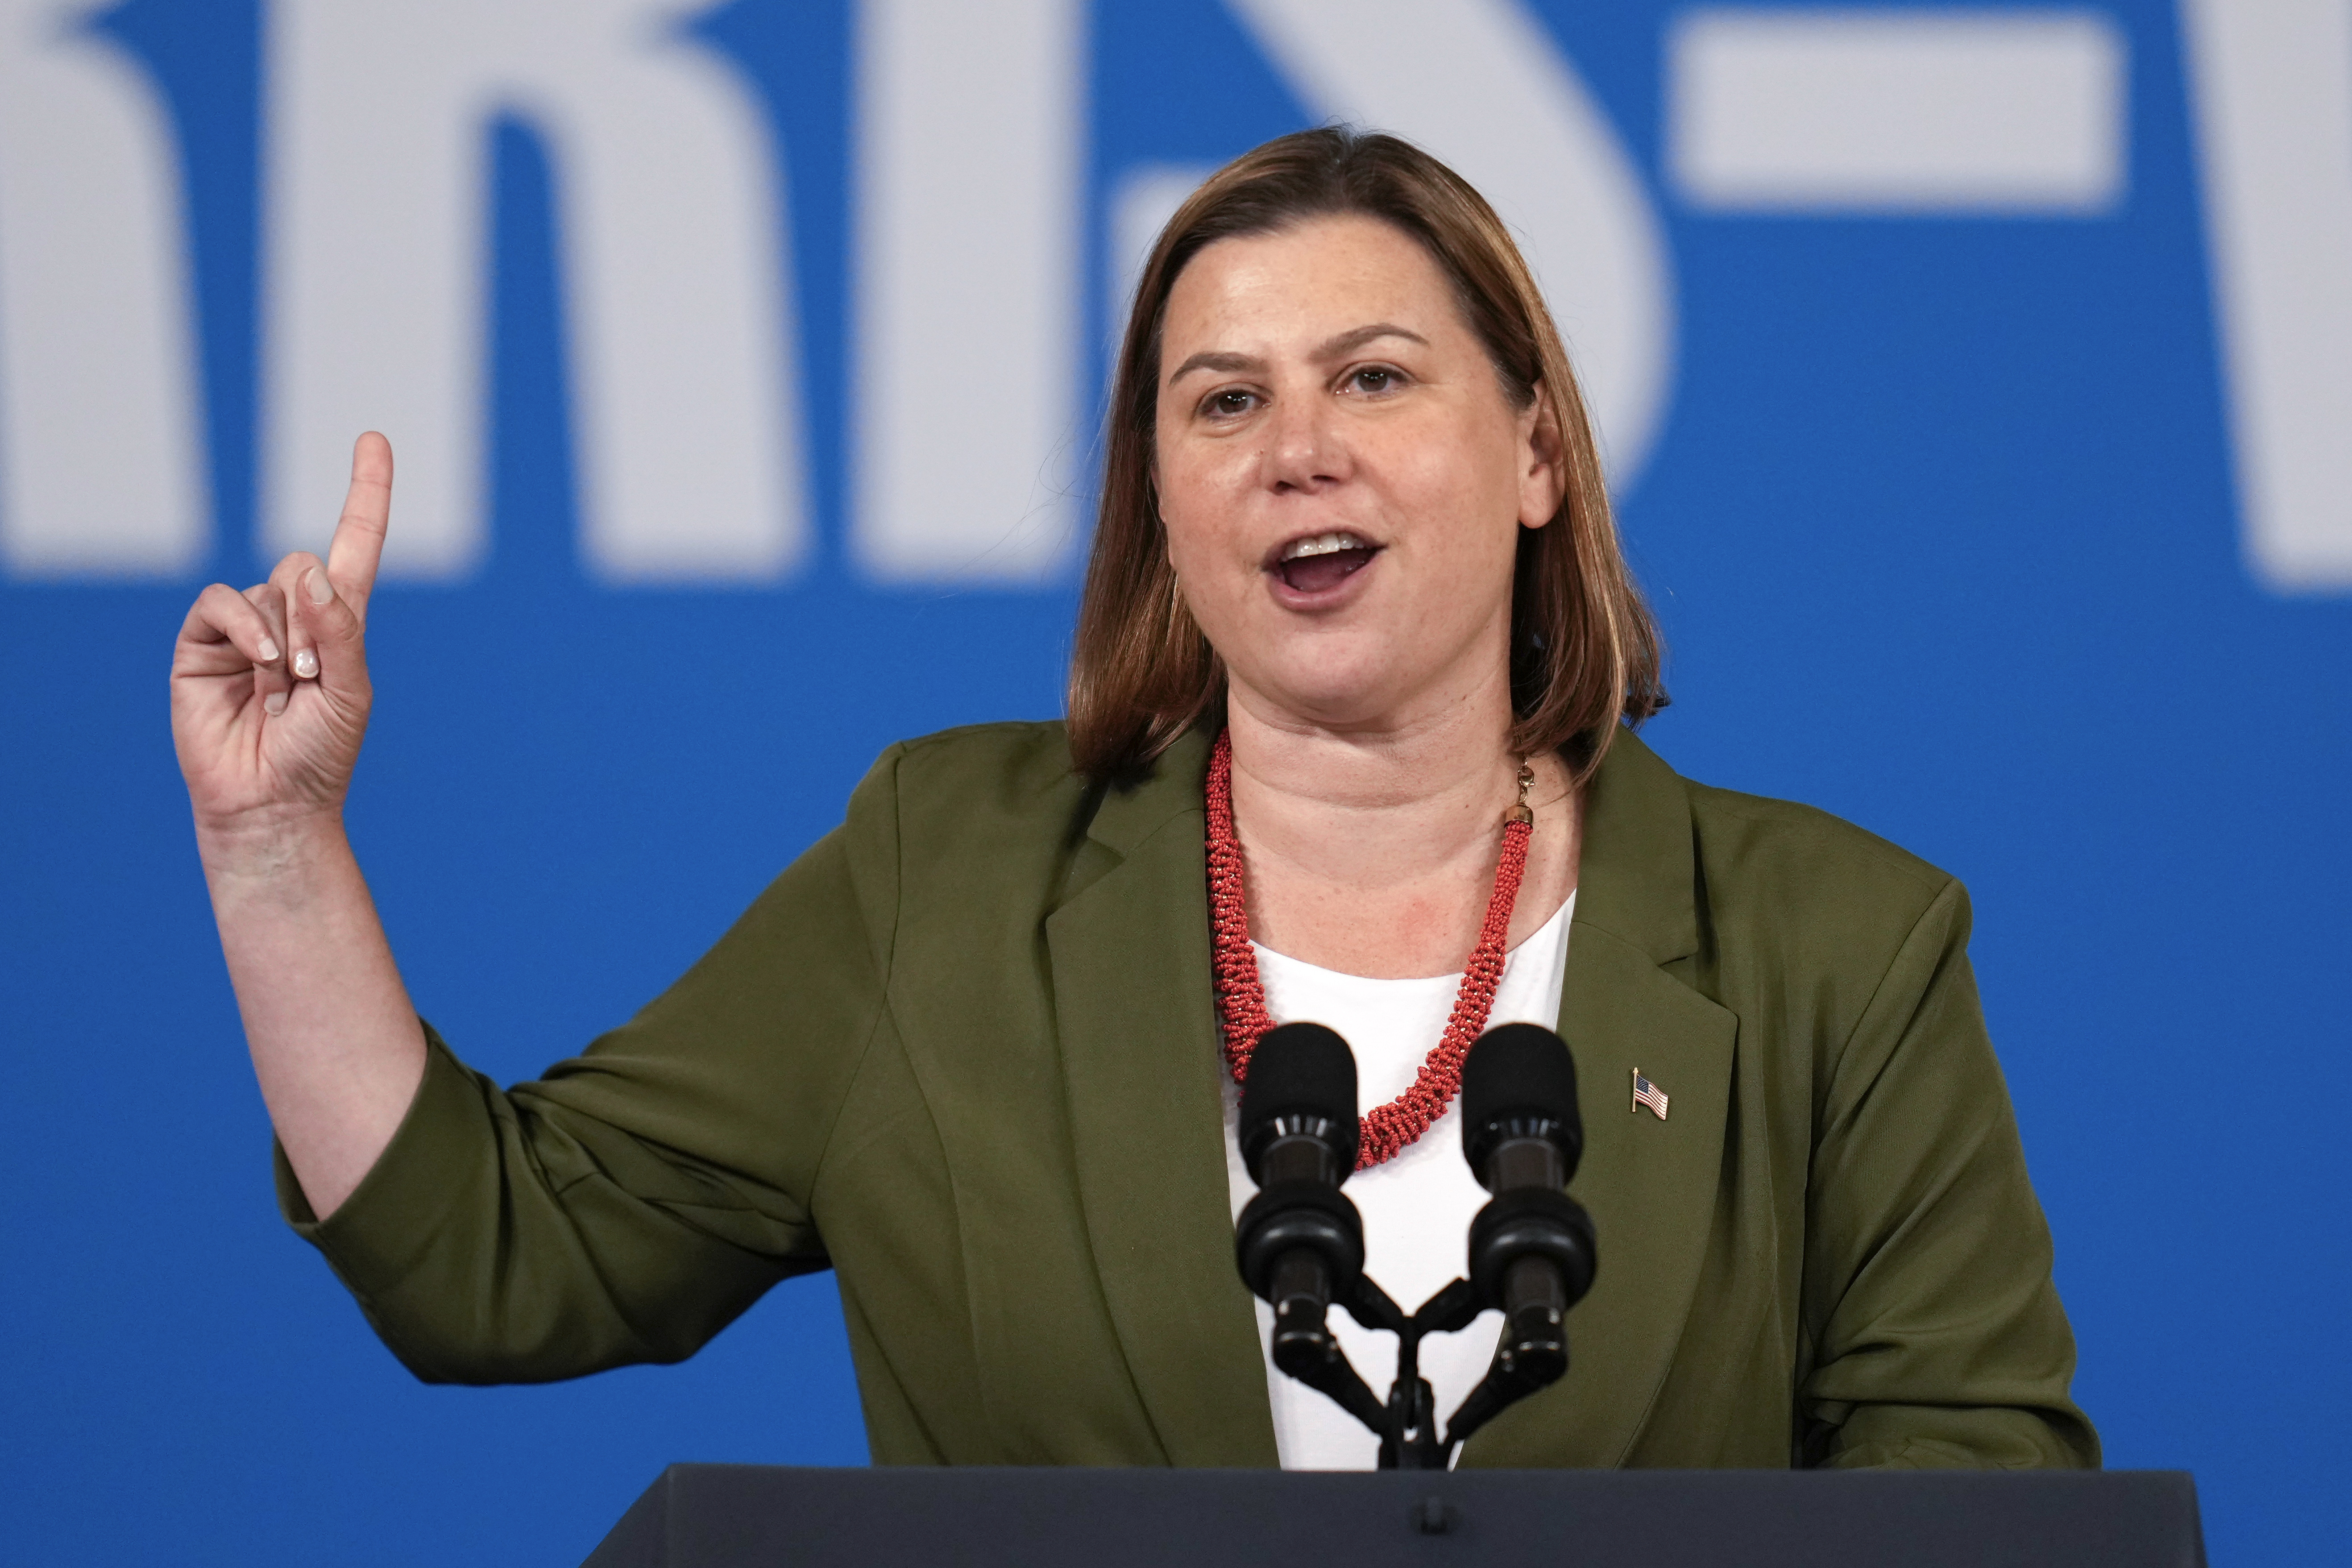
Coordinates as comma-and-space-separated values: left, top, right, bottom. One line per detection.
1797, 877, 2101, 1469
274, 746, 908, 1384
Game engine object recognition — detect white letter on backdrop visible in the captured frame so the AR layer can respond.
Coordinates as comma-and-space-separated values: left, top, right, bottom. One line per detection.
266, 0, 803, 581
0, 0, 208, 577
853, 0, 1085, 582
1224, 0, 1674, 491
1668, 9, 2126, 214
2182, 0, 2352, 591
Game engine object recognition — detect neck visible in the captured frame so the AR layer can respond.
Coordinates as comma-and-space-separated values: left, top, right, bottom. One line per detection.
1222, 668, 1522, 896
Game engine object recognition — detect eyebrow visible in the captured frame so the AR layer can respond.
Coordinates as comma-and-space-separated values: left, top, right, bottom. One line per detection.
1321, 322, 1428, 359
1165, 322, 1431, 385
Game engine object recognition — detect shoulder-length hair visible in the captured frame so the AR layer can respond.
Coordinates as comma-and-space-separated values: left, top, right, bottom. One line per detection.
1066, 127, 1667, 785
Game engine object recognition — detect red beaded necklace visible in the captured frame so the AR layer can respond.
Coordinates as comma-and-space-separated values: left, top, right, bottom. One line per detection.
1205, 728, 1534, 1170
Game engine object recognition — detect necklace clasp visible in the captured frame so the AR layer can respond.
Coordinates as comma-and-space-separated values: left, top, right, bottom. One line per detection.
1506, 760, 1535, 827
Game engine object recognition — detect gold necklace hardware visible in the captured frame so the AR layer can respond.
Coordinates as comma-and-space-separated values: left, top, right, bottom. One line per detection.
1506, 760, 1535, 826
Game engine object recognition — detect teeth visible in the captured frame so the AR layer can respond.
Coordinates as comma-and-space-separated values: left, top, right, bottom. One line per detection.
1280, 531, 1367, 561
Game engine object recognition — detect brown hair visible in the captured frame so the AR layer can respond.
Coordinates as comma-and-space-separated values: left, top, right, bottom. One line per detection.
1066, 127, 1666, 784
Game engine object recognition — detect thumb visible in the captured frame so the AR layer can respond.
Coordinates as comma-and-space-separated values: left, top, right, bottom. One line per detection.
292, 564, 370, 703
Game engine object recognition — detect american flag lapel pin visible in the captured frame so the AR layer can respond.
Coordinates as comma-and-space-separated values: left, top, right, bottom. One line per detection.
1631, 1068, 1670, 1121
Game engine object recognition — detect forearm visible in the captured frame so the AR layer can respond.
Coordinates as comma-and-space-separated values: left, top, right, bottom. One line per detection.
1817, 1402, 2095, 1469
202, 810, 424, 1219
267, 829, 880, 1384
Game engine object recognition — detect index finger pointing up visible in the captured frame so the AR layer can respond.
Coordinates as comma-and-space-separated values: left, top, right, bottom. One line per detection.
326, 431, 394, 621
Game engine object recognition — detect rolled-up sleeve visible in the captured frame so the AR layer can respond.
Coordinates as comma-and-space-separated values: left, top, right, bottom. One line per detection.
277, 748, 906, 1384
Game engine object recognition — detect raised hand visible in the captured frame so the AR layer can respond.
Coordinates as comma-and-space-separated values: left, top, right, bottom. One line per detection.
173, 432, 391, 840
174, 432, 426, 1219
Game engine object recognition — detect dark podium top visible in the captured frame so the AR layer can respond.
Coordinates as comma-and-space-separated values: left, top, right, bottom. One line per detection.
584, 1465, 2203, 1568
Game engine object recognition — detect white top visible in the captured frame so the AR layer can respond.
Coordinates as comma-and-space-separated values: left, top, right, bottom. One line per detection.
1220, 890, 1576, 1470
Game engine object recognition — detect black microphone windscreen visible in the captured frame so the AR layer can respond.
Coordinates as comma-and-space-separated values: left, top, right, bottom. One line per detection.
1238, 1021, 1360, 1153
1460, 1023, 1581, 1161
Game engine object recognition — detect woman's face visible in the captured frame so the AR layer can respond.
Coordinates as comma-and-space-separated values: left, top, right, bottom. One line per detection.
1154, 213, 1561, 738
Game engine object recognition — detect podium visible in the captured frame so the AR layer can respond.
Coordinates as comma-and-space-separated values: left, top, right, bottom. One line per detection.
583, 1465, 2205, 1568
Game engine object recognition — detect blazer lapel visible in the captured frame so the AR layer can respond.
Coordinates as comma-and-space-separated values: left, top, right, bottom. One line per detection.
1462, 732, 1738, 1468
1045, 731, 1280, 1467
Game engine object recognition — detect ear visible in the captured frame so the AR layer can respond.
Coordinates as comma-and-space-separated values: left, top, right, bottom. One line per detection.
1517, 382, 1569, 530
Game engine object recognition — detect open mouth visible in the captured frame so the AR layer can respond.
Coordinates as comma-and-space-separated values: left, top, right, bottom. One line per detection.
1269, 531, 1382, 594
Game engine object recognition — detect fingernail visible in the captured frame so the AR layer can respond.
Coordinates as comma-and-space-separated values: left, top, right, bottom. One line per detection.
292, 649, 319, 680
265, 690, 288, 717
258, 636, 281, 663
304, 568, 334, 606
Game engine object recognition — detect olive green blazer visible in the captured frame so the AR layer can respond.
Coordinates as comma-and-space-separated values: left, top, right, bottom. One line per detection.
281, 723, 2096, 1470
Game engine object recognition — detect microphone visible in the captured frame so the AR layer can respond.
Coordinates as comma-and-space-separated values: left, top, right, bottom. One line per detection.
1231, 1023, 1384, 1430
1447, 1022, 1597, 1442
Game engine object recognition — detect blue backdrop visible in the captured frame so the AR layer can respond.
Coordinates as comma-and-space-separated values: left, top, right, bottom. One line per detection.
3, 2, 2346, 1564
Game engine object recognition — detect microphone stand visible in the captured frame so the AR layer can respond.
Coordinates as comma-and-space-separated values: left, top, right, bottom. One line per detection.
1279, 1271, 1555, 1470
1344, 1275, 1478, 1469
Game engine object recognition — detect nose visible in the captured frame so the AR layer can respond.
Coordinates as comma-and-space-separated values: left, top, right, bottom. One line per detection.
1260, 389, 1350, 494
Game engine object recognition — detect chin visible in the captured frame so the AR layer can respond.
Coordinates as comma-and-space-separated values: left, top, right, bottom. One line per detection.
1234, 652, 1410, 732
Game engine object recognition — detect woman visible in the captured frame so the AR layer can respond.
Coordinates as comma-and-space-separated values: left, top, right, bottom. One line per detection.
170, 129, 2095, 1470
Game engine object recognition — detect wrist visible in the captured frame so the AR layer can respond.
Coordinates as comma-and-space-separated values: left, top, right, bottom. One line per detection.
195, 805, 352, 888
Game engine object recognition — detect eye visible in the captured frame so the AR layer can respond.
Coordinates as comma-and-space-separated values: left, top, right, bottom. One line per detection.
1201, 388, 1260, 419
1344, 365, 1406, 396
